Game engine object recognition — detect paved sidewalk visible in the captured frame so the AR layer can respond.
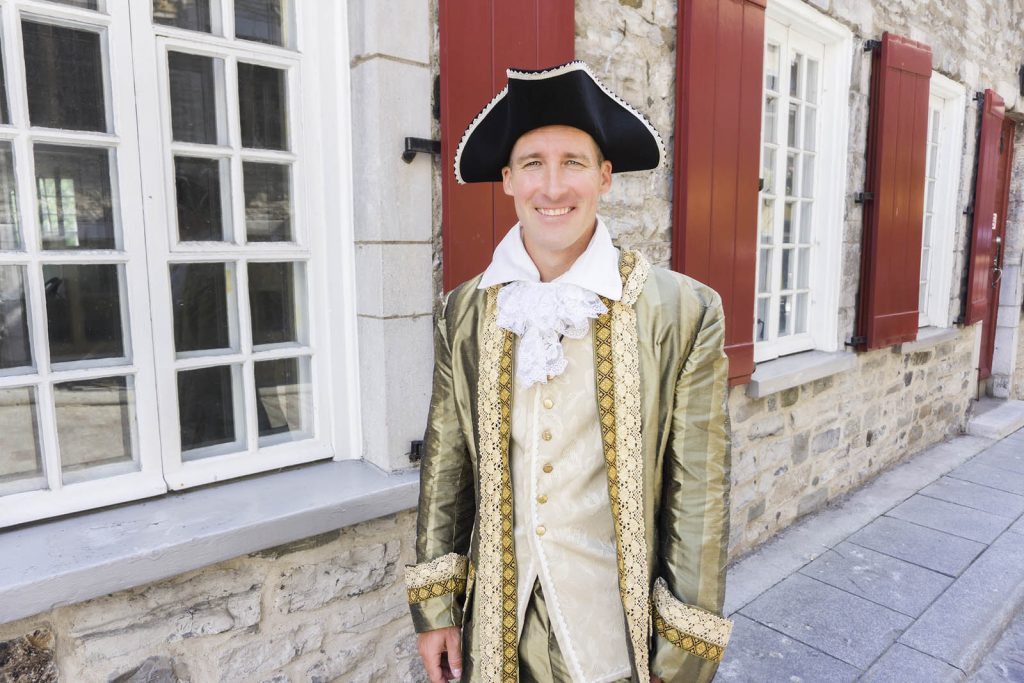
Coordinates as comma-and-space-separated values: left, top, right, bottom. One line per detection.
719, 422, 1024, 682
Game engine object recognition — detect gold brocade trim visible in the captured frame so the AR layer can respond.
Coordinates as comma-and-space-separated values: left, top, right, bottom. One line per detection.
475, 287, 518, 683
653, 608, 726, 662
407, 578, 468, 604
596, 250, 652, 682
405, 553, 469, 604
652, 578, 733, 650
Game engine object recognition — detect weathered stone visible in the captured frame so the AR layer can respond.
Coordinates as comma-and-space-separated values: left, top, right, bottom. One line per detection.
252, 530, 342, 559
748, 414, 785, 440
812, 376, 834, 395
911, 351, 933, 366
797, 488, 829, 517
747, 499, 766, 522
305, 638, 375, 683
276, 540, 400, 613
219, 624, 322, 683
619, 0, 642, 7
0, 629, 57, 683
791, 433, 810, 465
812, 428, 841, 454
780, 387, 800, 408
110, 655, 187, 683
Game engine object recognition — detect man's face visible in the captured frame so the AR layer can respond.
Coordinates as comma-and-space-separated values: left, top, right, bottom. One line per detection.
501, 125, 612, 258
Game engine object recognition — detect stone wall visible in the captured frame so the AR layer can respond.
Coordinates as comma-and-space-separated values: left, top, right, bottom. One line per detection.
0, 513, 423, 683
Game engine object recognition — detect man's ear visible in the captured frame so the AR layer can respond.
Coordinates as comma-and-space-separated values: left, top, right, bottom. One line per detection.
599, 159, 613, 194
501, 166, 514, 196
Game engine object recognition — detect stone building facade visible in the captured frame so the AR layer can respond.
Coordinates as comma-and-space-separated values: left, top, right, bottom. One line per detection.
3, 0, 1024, 681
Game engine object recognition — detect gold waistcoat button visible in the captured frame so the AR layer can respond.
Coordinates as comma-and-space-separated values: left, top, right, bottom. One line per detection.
542, 430, 552, 441
543, 398, 554, 409
536, 525, 546, 536
542, 463, 553, 473
537, 494, 548, 504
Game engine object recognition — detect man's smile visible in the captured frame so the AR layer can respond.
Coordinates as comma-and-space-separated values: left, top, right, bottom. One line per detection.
537, 207, 574, 216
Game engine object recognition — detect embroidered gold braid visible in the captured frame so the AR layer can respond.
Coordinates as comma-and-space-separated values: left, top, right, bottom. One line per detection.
405, 553, 469, 604
653, 607, 727, 663
407, 577, 467, 604
595, 249, 652, 682
475, 287, 518, 683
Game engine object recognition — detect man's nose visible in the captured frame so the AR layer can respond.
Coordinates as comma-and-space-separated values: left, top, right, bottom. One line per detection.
540, 168, 570, 199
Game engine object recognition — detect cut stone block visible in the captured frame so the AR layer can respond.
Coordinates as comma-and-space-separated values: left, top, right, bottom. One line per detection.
948, 460, 1024, 496
919, 476, 1024, 518
859, 644, 965, 683
847, 516, 986, 577
886, 494, 1012, 544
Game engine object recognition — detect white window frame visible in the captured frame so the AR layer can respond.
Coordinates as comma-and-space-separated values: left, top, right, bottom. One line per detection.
919, 71, 965, 329
0, 0, 360, 527
756, 0, 851, 363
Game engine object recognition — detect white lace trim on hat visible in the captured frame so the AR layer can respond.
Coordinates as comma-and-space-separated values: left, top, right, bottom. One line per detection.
496, 281, 607, 387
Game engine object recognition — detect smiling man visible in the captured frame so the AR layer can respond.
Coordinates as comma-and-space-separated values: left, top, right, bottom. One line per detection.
406, 62, 732, 683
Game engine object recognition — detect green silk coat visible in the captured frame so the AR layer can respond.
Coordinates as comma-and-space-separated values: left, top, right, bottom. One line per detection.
405, 251, 732, 683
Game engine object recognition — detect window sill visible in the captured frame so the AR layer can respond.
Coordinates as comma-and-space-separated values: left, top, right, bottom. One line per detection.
899, 326, 959, 353
746, 350, 858, 399
0, 459, 419, 625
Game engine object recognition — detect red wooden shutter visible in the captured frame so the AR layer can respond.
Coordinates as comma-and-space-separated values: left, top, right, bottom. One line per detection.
439, 1, 574, 291
964, 89, 1006, 325
854, 32, 932, 351
672, 0, 766, 386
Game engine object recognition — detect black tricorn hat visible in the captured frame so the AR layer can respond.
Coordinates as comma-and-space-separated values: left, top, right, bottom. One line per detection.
454, 61, 665, 184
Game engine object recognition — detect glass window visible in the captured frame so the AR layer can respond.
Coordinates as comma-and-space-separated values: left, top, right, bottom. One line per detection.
153, 0, 213, 33
35, 145, 116, 250
235, 0, 288, 47
0, 387, 42, 490
22, 21, 106, 132
238, 63, 287, 150
55, 376, 136, 477
168, 52, 225, 145
0, 265, 32, 370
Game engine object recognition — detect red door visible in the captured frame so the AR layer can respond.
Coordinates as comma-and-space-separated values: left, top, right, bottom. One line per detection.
978, 118, 1015, 380
438, 1, 574, 291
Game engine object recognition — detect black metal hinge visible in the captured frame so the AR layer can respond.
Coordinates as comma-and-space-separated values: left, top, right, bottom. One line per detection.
864, 39, 881, 52
402, 137, 441, 163
854, 192, 874, 203
410, 440, 426, 462
846, 335, 867, 347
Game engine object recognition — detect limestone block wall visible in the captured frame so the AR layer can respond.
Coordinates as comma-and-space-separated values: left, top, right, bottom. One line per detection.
0, 513, 423, 683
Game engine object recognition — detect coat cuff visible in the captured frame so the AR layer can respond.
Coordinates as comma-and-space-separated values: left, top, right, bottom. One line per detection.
405, 553, 470, 633
651, 577, 732, 663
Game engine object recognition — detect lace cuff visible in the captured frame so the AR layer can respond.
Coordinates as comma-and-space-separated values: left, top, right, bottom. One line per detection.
405, 553, 469, 604
652, 577, 733, 663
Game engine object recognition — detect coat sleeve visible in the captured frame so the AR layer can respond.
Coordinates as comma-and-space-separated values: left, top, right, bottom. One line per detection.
405, 296, 476, 634
650, 290, 734, 683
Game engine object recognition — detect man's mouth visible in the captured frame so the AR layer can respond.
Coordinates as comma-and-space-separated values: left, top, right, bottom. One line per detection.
536, 207, 573, 216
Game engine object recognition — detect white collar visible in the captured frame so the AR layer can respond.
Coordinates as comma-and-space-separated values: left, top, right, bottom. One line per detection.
478, 217, 623, 301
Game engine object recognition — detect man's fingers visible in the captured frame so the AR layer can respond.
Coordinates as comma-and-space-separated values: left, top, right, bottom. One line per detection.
417, 632, 446, 683
445, 628, 464, 679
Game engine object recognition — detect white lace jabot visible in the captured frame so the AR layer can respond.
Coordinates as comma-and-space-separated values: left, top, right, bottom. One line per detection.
480, 219, 620, 387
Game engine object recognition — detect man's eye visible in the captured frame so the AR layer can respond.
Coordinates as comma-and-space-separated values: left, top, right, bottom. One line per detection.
523, 160, 540, 167
566, 159, 584, 166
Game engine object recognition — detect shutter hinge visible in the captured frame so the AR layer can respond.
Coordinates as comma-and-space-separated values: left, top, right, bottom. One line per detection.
410, 440, 426, 462
854, 191, 874, 203
863, 39, 881, 52
964, 202, 974, 216
846, 335, 867, 347
402, 137, 441, 164
974, 91, 986, 103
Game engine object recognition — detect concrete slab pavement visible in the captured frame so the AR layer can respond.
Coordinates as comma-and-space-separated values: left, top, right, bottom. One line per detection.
723, 423, 1024, 681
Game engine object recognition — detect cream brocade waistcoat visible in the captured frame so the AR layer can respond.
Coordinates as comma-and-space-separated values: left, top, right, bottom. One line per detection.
508, 326, 631, 682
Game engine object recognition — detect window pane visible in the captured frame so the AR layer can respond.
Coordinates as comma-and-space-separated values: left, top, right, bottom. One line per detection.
153, 0, 212, 32
781, 248, 794, 290
779, 294, 792, 336
248, 261, 303, 345
795, 292, 808, 334
802, 155, 815, 199
806, 59, 819, 104
55, 376, 135, 474
0, 38, 10, 125
174, 156, 228, 241
0, 143, 19, 249
800, 202, 813, 243
765, 43, 780, 92
235, 0, 287, 46
763, 97, 777, 145
168, 52, 223, 144
789, 53, 801, 98
785, 153, 796, 196
178, 364, 239, 452
243, 162, 291, 241
783, 201, 794, 243
760, 198, 774, 245
0, 387, 42, 486
256, 356, 310, 444
787, 102, 799, 148
755, 297, 769, 342
171, 262, 231, 353
761, 147, 775, 192
0, 266, 32, 370
804, 107, 816, 151
238, 63, 287, 150
757, 248, 771, 294
35, 145, 115, 250
23, 21, 106, 132
43, 264, 124, 363
798, 247, 811, 289
47, 0, 99, 8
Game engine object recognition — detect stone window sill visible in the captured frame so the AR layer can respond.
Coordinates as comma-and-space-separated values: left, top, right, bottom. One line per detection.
746, 350, 858, 399
899, 326, 960, 353
0, 460, 419, 625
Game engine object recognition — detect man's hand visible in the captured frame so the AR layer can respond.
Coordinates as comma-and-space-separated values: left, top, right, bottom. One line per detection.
417, 626, 463, 682
650, 676, 664, 683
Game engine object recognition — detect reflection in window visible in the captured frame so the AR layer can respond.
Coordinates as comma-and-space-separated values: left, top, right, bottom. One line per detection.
238, 63, 287, 150
43, 264, 125, 363
256, 356, 310, 443
47, 0, 100, 9
168, 52, 222, 144
0, 386, 42, 486
235, 0, 287, 46
55, 376, 135, 475
35, 145, 115, 250
153, 0, 212, 33
243, 162, 291, 241
0, 143, 19, 250
170, 262, 231, 353
0, 266, 32, 370
174, 156, 228, 241
249, 261, 302, 345
23, 21, 106, 132
178, 364, 238, 452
